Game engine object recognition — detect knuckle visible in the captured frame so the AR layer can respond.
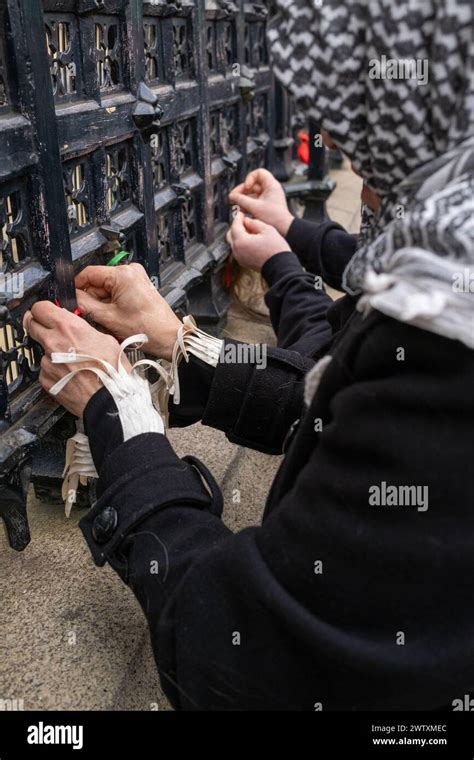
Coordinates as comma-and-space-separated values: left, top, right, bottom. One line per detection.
104, 273, 116, 291
30, 302, 41, 319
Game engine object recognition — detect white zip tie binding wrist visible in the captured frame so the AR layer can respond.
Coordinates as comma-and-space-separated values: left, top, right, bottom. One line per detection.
62, 425, 98, 518
49, 333, 167, 514
167, 316, 223, 405
48, 321, 221, 514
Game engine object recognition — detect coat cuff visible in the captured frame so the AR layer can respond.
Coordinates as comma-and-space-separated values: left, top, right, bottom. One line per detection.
201, 340, 309, 453
286, 218, 359, 289
286, 218, 338, 260
201, 340, 254, 435
83, 386, 124, 476
79, 433, 217, 567
261, 251, 304, 287
168, 353, 216, 428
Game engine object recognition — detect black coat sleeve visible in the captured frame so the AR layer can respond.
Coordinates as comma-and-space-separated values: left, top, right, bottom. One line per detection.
81, 383, 318, 710
261, 251, 334, 354
169, 339, 313, 454
169, 252, 337, 450
168, 237, 347, 448
286, 217, 358, 290
80, 314, 474, 710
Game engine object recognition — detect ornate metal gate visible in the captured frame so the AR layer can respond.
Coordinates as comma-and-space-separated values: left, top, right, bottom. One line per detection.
0, 0, 337, 553
0, 0, 295, 550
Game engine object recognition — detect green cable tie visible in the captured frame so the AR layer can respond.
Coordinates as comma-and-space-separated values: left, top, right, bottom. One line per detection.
107, 250, 130, 267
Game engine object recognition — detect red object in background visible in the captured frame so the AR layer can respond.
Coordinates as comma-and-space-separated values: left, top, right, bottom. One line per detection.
297, 131, 310, 165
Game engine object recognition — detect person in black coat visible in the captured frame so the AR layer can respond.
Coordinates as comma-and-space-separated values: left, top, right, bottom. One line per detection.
24, 0, 474, 710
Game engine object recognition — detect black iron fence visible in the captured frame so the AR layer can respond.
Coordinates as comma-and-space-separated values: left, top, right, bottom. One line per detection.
0, 0, 332, 551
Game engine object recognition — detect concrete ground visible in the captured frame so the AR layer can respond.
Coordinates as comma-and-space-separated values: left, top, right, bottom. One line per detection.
0, 159, 361, 711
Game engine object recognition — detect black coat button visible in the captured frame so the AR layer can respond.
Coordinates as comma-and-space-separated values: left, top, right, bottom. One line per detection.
92, 506, 118, 544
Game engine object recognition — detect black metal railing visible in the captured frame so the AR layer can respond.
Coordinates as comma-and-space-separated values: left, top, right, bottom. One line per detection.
0, 0, 333, 551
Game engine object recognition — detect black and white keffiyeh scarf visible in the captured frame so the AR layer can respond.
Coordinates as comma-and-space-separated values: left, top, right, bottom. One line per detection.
269, 0, 474, 348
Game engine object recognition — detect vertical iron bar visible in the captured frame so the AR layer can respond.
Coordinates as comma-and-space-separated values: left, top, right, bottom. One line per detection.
303, 117, 329, 223
126, 0, 159, 277
195, 0, 213, 248
13, 0, 76, 310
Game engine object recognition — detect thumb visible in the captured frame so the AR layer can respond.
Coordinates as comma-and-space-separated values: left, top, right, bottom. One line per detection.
229, 211, 246, 238
228, 190, 260, 215
242, 169, 264, 192
75, 289, 112, 326
242, 216, 268, 234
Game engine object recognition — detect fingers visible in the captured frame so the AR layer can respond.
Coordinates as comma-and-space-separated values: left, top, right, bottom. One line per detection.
229, 180, 260, 201
24, 301, 86, 351
242, 217, 267, 234
228, 213, 267, 247
226, 212, 246, 252
128, 262, 147, 273
229, 171, 260, 197
23, 310, 51, 348
228, 187, 244, 206
229, 211, 247, 241
75, 289, 111, 325
229, 181, 245, 198
228, 191, 259, 215
243, 168, 272, 192
228, 169, 271, 204
80, 284, 110, 300
22, 309, 34, 337
30, 301, 61, 328
23, 301, 64, 347
243, 171, 259, 192
75, 265, 117, 293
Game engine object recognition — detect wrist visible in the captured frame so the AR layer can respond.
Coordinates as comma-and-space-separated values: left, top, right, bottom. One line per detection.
276, 211, 295, 237
76, 377, 104, 418
147, 320, 182, 361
